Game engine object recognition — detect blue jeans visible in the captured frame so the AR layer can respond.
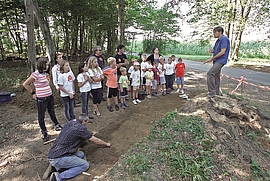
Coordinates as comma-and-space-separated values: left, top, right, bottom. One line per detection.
61, 96, 75, 121
80, 91, 90, 116
48, 151, 89, 181
36, 95, 59, 132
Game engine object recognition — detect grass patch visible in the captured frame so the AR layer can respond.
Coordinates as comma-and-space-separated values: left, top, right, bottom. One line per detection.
107, 111, 216, 181
0, 64, 28, 92
104, 111, 270, 181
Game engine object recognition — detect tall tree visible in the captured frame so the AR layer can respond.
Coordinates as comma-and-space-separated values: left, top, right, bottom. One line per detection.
32, 0, 56, 62
118, 0, 125, 44
24, 0, 36, 72
167, 0, 270, 61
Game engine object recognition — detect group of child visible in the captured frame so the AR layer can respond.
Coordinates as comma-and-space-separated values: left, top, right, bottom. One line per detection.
23, 52, 185, 141
53, 53, 185, 121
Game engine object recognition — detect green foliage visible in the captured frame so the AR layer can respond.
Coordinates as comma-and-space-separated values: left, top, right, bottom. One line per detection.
114, 112, 215, 180
250, 159, 270, 180
0, 65, 27, 92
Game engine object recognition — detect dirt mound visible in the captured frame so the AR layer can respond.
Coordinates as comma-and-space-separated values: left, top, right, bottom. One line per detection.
180, 93, 270, 176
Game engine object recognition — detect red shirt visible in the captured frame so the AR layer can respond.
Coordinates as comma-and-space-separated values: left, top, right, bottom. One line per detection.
152, 67, 160, 82
175, 62, 185, 77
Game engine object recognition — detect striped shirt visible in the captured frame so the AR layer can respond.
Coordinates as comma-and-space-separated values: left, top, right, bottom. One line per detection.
31, 70, 52, 98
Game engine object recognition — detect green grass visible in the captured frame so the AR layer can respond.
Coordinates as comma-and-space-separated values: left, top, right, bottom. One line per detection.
105, 111, 270, 181
107, 112, 216, 181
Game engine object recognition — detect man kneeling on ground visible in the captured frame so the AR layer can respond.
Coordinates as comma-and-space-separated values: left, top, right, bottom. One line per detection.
48, 113, 111, 181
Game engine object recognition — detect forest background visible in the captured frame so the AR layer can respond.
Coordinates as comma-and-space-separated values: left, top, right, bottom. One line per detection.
0, 0, 269, 74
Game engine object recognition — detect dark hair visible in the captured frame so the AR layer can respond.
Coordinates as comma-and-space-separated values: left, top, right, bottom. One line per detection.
213, 26, 224, 34
78, 62, 85, 74
171, 55, 175, 58
60, 59, 69, 73
54, 52, 63, 65
77, 113, 89, 123
178, 57, 183, 61
152, 47, 159, 53
117, 44, 125, 52
37, 57, 50, 74
93, 45, 101, 54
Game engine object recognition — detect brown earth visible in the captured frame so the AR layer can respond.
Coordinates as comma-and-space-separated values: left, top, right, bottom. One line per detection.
0, 61, 270, 180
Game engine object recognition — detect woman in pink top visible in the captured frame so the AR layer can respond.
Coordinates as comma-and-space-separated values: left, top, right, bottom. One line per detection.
23, 57, 62, 142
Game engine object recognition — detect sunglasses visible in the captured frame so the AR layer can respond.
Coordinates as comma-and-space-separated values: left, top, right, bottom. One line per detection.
97, 49, 102, 51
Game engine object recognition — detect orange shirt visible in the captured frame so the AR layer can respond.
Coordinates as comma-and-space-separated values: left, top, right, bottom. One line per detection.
102, 66, 118, 88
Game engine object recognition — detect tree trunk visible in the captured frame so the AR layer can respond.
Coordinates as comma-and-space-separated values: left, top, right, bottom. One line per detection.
70, 17, 79, 56
79, 17, 85, 56
31, 0, 56, 62
24, 0, 36, 72
117, 0, 125, 45
0, 35, 5, 60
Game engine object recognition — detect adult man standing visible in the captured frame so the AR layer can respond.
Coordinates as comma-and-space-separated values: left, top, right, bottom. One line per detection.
205, 26, 230, 97
114, 44, 129, 77
48, 113, 111, 181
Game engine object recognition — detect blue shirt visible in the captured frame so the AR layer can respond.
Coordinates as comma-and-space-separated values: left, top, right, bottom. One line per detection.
213, 35, 230, 64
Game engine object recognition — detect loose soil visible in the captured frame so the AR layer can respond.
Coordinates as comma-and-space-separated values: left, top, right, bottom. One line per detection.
0, 60, 269, 181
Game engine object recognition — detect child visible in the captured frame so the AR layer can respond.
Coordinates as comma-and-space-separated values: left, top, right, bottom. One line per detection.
118, 67, 129, 109
130, 62, 141, 104
88, 56, 104, 117
103, 57, 119, 112
175, 57, 186, 94
23, 57, 62, 142
171, 54, 177, 90
140, 54, 148, 91
152, 61, 160, 96
77, 62, 94, 119
58, 60, 76, 121
158, 56, 166, 96
165, 57, 175, 94
52, 52, 63, 91
145, 64, 154, 98
128, 59, 138, 100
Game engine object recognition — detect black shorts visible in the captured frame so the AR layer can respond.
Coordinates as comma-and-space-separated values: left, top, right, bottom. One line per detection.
120, 88, 128, 97
107, 87, 118, 98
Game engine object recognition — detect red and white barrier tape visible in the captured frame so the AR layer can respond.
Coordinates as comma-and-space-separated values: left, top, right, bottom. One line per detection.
220, 74, 270, 94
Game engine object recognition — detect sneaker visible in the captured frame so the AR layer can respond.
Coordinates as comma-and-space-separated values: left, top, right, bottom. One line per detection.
180, 90, 184, 94
162, 92, 166, 96
125, 97, 129, 101
121, 103, 126, 109
49, 172, 59, 181
107, 105, 114, 112
147, 95, 152, 98
176, 89, 180, 93
132, 100, 137, 105
88, 115, 94, 119
151, 92, 158, 97
42, 131, 49, 142
123, 102, 129, 107
115, 104, 119, 111
54, 124, 62, 131
136, 99, 141, 103
207, 93, 215, 98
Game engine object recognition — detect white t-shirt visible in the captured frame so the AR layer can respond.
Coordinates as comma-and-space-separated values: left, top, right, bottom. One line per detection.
77, 72, 91, 93
140, 62, 148, 77
128, 66, 134, 74
88, 67, 103, 89
165, 63, 174, 75
52, 64, 60, 89
130, 69, 140, 86
158, 63, 166, 77
58, 71, 75, 97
